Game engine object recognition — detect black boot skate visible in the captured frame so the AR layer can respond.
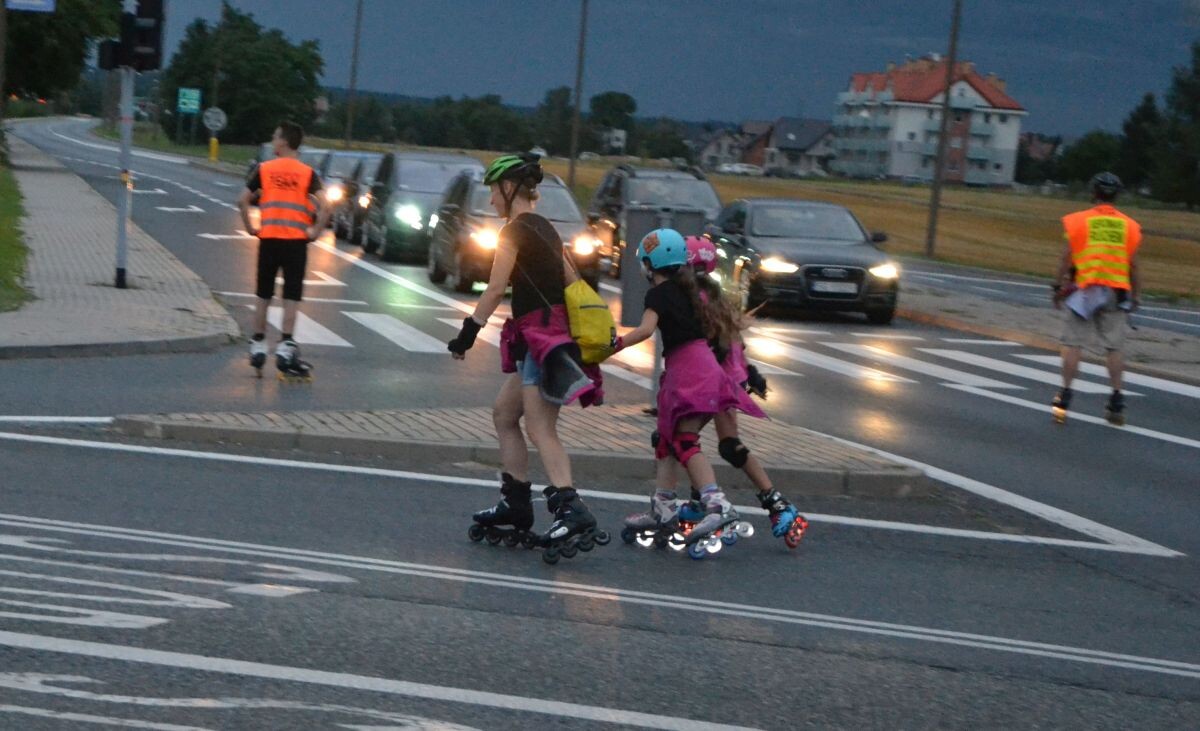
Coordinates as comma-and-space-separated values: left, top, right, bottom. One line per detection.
469, 473, 537, 548
1105, 390, 1126, 426
539, 487, 610, 565
1051, 387, 1073, 424
249, 338, 268, 377
759, 489, 808, 549
275, 340, 313, 383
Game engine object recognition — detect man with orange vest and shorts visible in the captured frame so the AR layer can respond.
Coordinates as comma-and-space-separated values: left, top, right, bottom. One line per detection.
237, 121, 329, 381
1051, 172, 1142, 425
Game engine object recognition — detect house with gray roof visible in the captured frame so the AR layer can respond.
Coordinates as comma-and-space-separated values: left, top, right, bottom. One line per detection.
761, 118, 834, 177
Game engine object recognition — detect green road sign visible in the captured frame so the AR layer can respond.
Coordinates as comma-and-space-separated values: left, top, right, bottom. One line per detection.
177, 88, 201, 115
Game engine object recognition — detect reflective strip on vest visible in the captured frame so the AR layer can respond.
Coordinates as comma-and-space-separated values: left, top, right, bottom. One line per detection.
258, 158, 316, 240
1071, 215, 1131, 290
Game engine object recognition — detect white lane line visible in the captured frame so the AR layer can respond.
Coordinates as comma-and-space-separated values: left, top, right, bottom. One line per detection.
388, 303, 466, 312
599, 282, 621, 294
1015, 355, 1200, 399
940, 338, 1020, 346
793, 428, 1181, 556
0, 632, 754, 731
907, 271, 1045, 289
746, 336, 914, 383
217, 292, 368, 306
0, 704, 209, 730
1132, 312, 1200, 330
0, 515, 1194, 677
131, 187, 167, 195
0, 416, 113, 424
0, 552, 288, 593
920, 349, 1136, 395
345, 312, 447, 353
849, 332, 924, 340
823, 343, 1023, 390
275, 271, 347, 288
49, 126, 189, 164
211, 180, 236, 188
155, 205, 204, 214
944, 384, 1200, 454
746, 358, 801, 377
264, 308, 352, 348
311, 239, 473, 313
0, 430, 1174, 555
970, 286, 1008, 295
1139, 304, 1200, 316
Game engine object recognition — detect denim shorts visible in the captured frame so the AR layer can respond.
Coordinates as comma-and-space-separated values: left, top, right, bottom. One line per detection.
517, 357, 542, 387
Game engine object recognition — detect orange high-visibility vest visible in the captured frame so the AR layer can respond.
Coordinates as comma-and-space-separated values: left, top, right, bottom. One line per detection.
1061, 204, 1142, 291
258, 157, 316, 240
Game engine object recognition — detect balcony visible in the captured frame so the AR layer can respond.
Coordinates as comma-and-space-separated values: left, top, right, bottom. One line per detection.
924, 118, 946, 132
966, 145, 991, 161
970, 120, 995, 137
965, 169, 996, 186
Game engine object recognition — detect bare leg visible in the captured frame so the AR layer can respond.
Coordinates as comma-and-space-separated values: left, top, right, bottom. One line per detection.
675, 417, 717, 489
1105, 349, 1124, 391
714, 410, 772, 493
522, 386, 572, 487
253, 297, 270, 334
1060, 346, 1081, 389
656, 457, 679, 491
281, 299, 300, 337
492, 375, 528, 480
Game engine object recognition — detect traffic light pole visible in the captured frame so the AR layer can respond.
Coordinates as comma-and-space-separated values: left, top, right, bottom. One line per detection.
115, 66, 134, 289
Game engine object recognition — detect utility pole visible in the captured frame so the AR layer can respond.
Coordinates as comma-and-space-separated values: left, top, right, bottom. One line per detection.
924, 0, 962, 259
567, 0, 589, 190
345, 0, 364, 148
0, 5, 8, 123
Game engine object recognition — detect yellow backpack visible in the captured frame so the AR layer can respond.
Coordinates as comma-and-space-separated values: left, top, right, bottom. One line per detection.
564, 277, 617, 365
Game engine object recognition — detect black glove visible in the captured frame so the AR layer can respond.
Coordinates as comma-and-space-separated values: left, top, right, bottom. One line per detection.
744, 363, 768, 400
447, 316, 483, 356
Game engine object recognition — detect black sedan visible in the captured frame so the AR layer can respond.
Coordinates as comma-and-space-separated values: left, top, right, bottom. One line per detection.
706, 199, 900, 324
427, 172, 602, 293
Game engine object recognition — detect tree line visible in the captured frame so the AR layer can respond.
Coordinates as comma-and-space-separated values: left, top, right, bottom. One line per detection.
1022, 42, 1200, 207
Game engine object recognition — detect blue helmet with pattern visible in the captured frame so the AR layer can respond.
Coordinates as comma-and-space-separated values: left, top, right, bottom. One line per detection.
636, 228, 687, 271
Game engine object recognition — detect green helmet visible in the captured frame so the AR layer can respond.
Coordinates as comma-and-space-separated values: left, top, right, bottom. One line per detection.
483, 152, 543, 187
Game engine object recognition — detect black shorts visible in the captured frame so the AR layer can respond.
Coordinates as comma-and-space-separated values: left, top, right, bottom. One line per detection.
256, 238, 308, 301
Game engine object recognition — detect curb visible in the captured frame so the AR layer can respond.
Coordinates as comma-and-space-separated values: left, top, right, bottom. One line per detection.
0, 332, 238, 361
112, 416, 932, 500
897, 305, 1200, 388
189, 159, 244, 178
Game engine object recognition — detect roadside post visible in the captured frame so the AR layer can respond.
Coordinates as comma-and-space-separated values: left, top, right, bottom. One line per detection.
203, 106, 226, 162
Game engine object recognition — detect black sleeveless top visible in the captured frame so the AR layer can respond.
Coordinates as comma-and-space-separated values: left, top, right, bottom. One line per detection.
506, 213, 565, 319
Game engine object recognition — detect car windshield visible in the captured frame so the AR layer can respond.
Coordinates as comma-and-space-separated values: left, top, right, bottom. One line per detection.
397, 161, 480, 193
325, 153, 363, 179
628, 178, 720, 211
470, 185, 581, 222
750, 205, 864, 242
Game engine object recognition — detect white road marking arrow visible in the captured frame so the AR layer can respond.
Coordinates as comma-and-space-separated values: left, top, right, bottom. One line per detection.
198, 230, 254, 240
131, 188, 167, 195
156, 204, 205, 213
275, 271, 346, 287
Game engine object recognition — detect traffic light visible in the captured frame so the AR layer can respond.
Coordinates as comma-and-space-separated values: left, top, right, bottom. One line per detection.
102, 0, 165, 72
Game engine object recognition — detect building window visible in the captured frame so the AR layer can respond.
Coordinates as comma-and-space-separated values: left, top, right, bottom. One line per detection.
984, 113, 991, 123
907, 132, 916, 141
922, 158, 930, 168
948, 160, 959, 172
950, 138, 962, 149
927, 109, 935, 120
994, 163, 1002, 170
999, 114, 1008, 124
954, 112, 963, 123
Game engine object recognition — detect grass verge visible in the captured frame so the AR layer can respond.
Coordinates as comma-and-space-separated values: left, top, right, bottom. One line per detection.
0, 159, 30, 311
94, 123, 257, 166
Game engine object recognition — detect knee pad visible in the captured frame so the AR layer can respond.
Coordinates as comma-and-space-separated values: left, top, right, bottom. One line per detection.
718, 437, 749, 469
650, 430, 660, 449
671, 432, 702, 466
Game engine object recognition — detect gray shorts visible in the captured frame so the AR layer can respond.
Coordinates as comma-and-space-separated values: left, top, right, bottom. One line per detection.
1061, 306, 1128, 351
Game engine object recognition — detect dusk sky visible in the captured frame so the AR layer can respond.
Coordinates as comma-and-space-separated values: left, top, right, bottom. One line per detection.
162, 1, 1200, 137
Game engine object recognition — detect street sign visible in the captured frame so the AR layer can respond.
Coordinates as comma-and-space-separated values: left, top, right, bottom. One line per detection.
6, 0, 56, 11
176, 88, 201, 114
202, 107, 227, 133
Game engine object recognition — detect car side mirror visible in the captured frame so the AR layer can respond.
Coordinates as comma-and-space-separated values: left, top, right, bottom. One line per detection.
871, 231, 888, 244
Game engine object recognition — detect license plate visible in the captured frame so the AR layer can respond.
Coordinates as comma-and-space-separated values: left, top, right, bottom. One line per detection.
811, 281, 858, 294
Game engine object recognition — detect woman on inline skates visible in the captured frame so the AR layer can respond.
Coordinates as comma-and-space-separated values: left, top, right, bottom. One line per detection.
447, 153, 608, 564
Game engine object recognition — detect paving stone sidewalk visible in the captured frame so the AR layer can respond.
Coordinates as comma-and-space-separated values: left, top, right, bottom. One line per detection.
898, 281, 1200, 386
115, 404, 928, 498
0, 133, 239, 358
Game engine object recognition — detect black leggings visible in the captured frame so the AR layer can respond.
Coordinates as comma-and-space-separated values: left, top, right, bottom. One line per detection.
256, 238, 308, 301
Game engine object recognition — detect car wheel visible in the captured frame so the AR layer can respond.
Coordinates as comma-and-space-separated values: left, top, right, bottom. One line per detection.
427, 239, 448, 284
866, 307, 895, 326
453, 251, 475, 294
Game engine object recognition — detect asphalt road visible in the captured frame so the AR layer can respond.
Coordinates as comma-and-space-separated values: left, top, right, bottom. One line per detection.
2, 118, 1198, 729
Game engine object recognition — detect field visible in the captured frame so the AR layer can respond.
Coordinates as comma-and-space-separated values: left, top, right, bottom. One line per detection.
97, 125, 1200, 299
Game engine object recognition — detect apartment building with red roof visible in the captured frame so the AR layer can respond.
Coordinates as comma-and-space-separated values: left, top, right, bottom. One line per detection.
831, 55, 1027, 185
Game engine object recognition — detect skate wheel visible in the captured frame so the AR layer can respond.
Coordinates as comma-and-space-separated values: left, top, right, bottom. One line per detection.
620, 527, 636, 545
705, 538, 723, 554
559, 542, 578, 559
593, 530, 610, 546
467, 524, 486, 543
687, 543, 707, 560
503, 532, 520, 548
720, 530, 739, 546
635, 534, 655, 548
653, 534, 670, 549
577, 535, 594, 552
668, 533, 687, 551
521, 533, 539, 549
542, 547, 560, 565
485, 530, 502, 546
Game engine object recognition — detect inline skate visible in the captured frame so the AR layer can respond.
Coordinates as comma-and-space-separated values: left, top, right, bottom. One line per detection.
468, 473, 537, 548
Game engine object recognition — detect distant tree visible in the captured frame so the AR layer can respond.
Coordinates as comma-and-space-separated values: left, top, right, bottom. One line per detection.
1054, 131, 1120, 184
534, 86, 573, 154
3, 0, 119, 105
1151, 43, 1200, 207
637, 118, 690, 160
589, 91, 636, 131
1114, 93, 1162, 190
159, 2, 324, 144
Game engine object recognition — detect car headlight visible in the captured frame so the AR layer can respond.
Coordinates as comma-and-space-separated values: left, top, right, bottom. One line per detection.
869, 262, 900, 279
470, 228, 499, 250
572, 234, 600, 256
429, 213, 440, 230
393, 204, 423, 229
357, 194, 371, 208
760, 257, 799, 274
325, 186, 344, 203
708, 270, 723, 284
